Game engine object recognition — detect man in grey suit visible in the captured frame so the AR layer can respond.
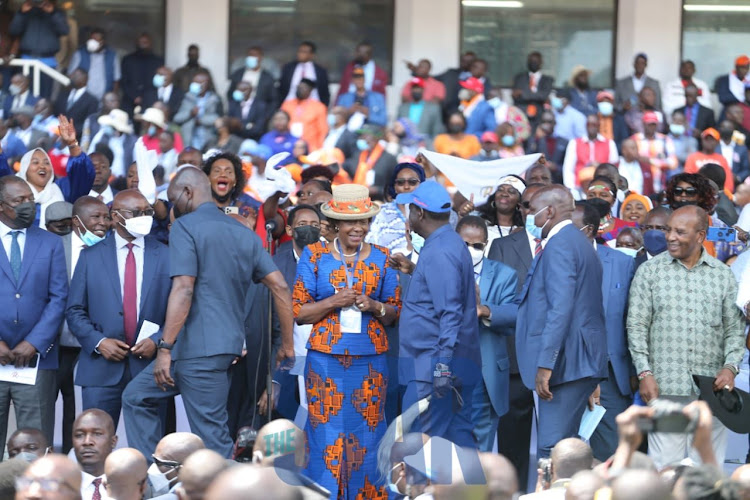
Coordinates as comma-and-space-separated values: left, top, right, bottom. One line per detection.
615, 53, 662, 112
173, 71, 222, 151
397, 78, 445, 139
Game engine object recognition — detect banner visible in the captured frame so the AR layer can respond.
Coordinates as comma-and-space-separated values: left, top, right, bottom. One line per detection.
421, 150, 541, 205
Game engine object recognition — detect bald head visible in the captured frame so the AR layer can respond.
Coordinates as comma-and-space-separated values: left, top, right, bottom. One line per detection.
168, 166, 213, 214
671, 204, 708, 232
529, 184, 575, 238
154, 433, 205, 486
105, 448, 147, 500
534, 184, 575, 215
72, 195, 107, 218
732, 464, 750, 500
565, 470, 605, 500
611, 470, 671, 500
17, 454, 82, 500
177, 449, 229, 500
111, 188, 149, 211
479, 453, 517, 500
204, 465, 302, 500
253, 419, 306, 468
550, 438, 592, 480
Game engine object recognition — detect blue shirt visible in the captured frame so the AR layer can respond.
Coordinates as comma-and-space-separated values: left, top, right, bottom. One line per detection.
553, 105, 587, 141
260, 130, 297, 157
398, 224, 481, 382
336, 91, 387, 127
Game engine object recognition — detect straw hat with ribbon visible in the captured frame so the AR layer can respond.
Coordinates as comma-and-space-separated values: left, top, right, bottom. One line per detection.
320, 184, 380, 220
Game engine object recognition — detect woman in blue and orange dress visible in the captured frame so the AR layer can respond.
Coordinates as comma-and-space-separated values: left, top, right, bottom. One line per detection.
293, 184, 401, 499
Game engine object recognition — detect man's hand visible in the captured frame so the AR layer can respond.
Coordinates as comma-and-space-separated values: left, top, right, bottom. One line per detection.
130, 338, 156, 360
97, 338, 130, 362
588, 384, 601, 411
512, 88, 522, 99
535, 368, 553, 400
153, 348, 174, 390
477, 304, 491, 319
457, 193, 475, 217
190, 106, 199, 117
11, 341, 36, 368
638, 375, 659, 403
258, 385, 281, 416
21, 1, 32, 13
433, 374, 453, 398
330, 287, 357, 309
713, 368, 736, 392
0, 341, 13, 366
275, 345, 294, 370
615, 405, 652, 453
388, 253, 416, 275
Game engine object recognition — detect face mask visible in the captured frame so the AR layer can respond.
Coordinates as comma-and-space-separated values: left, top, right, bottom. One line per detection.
119, 214, 153, 238
410, 231, 425, 253
468, 246, 484, 267
9, 201, 35, 229
669, 123, 685, 136
447, 124, 463, 134
528, 61, 541, 73
8, 84, 21, 96
643, 230, 667, 255
245, 56, 259, 69
487, 97, 501, 109
550, 97, 563, 110
327, 114, 337, 127
293, 225, 321, 248
147, 463, 172, 496
597, 101, 613, 116
189, 82, 202, 95
411, 90, 423, 102
32, 115, 41, 126
147, 125, 157, 137
232, 89, 245, 102
101, 125, 114, 136
525, 206, 549, 240
616, 246, 640, 258
501, 135, 515, 147
86, 39, 101, 53
356, 138, 369, 151
152, 74, 165, 88
458, 88, 472, 101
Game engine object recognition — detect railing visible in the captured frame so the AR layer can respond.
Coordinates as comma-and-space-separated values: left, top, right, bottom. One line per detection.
6, 58, 70, 96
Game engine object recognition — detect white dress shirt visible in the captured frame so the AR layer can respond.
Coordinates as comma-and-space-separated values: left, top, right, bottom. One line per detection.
11, 90, 30, 111
0, 219, 25, 260
241, 68, 262, 93
323, 125, 346, 150
71, 230, 86, 272
730, 72, 748, 103
81, 472, 110, 500
720, 140, 736, 169
541, 219, 573, 249
88, 185, 114, 205
525, 229, 537, 257
737, 259, 750, 311
632, 74, 646, 94
287, 61, 320, 102
158, 83, 173, 103
528, 71, 542, 92
618, 158, 645, 195
114, 231, 144, 318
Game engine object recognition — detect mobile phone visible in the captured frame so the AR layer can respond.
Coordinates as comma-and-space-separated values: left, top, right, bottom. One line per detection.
636, 412, 691, 433
706, 226, 736, 243
224, 206, 239, 215
538, 458, 552, 485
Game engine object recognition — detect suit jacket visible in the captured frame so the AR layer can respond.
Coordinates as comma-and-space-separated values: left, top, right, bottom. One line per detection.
527, 134, 568, 170
58, 232, 79, 348
228, 98, 268, 140
397, 101, 445, 139
0, 226, 67, 370
343, 148, 398, 200
142, 85, 186, 120
478, 260, 518, 416
675, 104, 715, 135
465, 100, 497, 138
272, 242, 297, 289
3, 93, 39, 120
278, 61, 330, 107
54, 90, 99, 137
332, 128, 358, 161
615, 75, 662, 111
512, 72, 554, 116
597, 244, 636, 396
228, 68, 277, 116
715, 74, 742, 107
173, 92, 222, 148
66, 234, 171, 387
516, 224, 607, 389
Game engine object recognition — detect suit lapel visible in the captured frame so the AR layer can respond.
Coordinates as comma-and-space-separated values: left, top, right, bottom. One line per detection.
139, 239, 157, 313
598, 247, 612, 312
480, 262, 493, 303
101, 236, 123, 304
518, 251, 542, 302
513, 231, 533, 270
0, 237, 13, 283
17, 228, 41, 286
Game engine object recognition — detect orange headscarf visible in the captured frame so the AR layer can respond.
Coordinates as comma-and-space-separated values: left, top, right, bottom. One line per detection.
619, 193, 653, 219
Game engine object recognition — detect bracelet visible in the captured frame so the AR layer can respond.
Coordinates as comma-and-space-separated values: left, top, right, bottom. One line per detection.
376, 302, 386, 318
637, 370, 653, 381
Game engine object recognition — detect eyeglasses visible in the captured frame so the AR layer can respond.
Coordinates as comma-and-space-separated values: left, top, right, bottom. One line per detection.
464, 241, 486, 251
394, 178, 420, 187
117, 208, 156, 218
642, 224, 668, 232
673, 187, 697, 196
15, 477, 77, 493
152, 455, 182, 470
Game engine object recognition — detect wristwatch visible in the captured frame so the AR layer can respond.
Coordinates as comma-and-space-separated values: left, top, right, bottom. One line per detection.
724, 364, 740, 376
157, 339, 174, 351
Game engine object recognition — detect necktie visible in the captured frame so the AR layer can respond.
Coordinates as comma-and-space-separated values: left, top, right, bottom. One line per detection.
92, 477, 102, 500
10, 231, 21, 282
534, 238, 542, 256
685, 107, 692, 134
529, 73, 536, 90
123, 243, 137, 346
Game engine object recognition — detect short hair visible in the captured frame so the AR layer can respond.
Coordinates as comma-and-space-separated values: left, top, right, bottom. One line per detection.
0, 176, 27, 202
679, 465, 742, 500
72, 195, 104, 218
93, 143, 114, 166
529, 51, 542, 59
551, 438, 592, 479
589, 175, 617, 197
617, 227, 644, 246
287, 204, 320, 227
421, 208, 451, 223
357, 40, 372, 49
698, 163, 727, 191
456, 215, 488, 240
575, 200, 600, 230
666, 173, 716, 211
188, 44, 199, 51
300, 40, 316, 53
202, 152, 245, 201
89, 27, 105, 38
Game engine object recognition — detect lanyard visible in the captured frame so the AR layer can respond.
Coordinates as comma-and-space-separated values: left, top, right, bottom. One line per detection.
335, 239, 361, 289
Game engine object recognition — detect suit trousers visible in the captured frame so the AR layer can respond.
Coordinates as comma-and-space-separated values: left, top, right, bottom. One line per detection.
471, 377, 500, 452
403, 380, 477, 449
82, 363, 133, 429
56, 347, 80, 453
590, 363, 633, 461
497, 373, 535, 491
537, 377, 598, 458
0, 369, 57, 456
122, 354, 236, 459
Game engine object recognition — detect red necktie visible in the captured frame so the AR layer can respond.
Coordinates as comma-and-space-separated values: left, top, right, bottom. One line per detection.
534, 238, 542, 256
92, 477, 102, 500
123, 243, 137, 346
529, 73, 536, 90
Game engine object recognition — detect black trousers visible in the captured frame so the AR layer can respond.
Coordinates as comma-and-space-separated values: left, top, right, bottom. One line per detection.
56, 346, 79, 454
497, 373, 535, 493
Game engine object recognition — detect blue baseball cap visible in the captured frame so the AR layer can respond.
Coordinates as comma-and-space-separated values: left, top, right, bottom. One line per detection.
395, 181, 452, 213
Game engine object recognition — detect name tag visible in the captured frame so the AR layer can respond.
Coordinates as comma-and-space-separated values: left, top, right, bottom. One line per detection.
340, 306, 362, 333
365, 169, 376, 186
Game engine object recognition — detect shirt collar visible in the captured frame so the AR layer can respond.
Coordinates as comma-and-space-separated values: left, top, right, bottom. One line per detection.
542, 220, 573, 248
0, 219, 25, 238
72, 230, 86, 248
114, 230, 144, 249
668, 248, 718, 269
81, 471, 105, 489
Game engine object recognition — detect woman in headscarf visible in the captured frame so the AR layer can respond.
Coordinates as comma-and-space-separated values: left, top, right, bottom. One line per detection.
479, 175, 526, 252
620, 192, 653, 227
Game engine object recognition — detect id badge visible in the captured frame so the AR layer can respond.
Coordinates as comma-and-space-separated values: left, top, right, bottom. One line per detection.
340, 306, 362, 333
365, 169, 376, 186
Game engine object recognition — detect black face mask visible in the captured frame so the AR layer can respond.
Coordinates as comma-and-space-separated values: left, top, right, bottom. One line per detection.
528, 61, 541, 72
8, 201, 36, 229
720, 131, 734, 141
411, 90, 423, 102
448, 124, 463, 134
587, 197, 613, 218
293, 225, 320, 248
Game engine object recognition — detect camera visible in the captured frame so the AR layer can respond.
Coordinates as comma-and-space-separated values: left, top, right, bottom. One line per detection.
706, 226, 736, 243
636, 399, 698, 433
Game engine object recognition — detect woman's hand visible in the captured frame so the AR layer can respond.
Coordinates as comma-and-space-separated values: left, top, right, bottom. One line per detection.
355, 295, 381, 314
329, 287, 358, 309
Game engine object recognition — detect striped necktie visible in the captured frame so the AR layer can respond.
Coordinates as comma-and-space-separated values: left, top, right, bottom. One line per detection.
534, 238, 542, 256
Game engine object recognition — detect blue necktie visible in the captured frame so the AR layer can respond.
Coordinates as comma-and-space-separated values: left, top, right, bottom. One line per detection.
10, 231, 21, 282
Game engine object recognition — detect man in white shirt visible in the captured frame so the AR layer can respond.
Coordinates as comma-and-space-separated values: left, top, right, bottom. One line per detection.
87, 149, 115, 205
615, 53, 662, 112
663, 60, 713, 117
73, 409, 117, 500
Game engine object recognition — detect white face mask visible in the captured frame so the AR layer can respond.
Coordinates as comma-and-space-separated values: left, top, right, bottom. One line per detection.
147, 463, 171, 495
86, 39, 101, 53
119, 215, 153, 238
468, 246, 484, 267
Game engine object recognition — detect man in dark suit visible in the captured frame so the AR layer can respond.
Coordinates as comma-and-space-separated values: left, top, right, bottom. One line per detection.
0, 176, 68, 449
142, 66, 185, 121
456, 216, 517, 452
715, 55, 749, 120
228, 81, 268, 141
227, 47, 276, 117
487, 183, 543, 490
397, 79, 445, 140
718, 120, 750, 183
437, 51, 477, 120
676, 85, 716, 138
516, 185, 607, 458
615, 53, 662, 112
3, 74, 39, 120
512, 52, 554, 127
67, 190, 171, 427
278, 41, 330, 107
122, 167, 294, 459
572, 201, 636, 461
54, 69, 99, 138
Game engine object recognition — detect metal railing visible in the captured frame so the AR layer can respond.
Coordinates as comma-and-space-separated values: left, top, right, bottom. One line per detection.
6, 58, 70, 96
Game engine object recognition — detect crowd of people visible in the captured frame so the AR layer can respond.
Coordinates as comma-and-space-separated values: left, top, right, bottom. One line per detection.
4, 1, 750, 500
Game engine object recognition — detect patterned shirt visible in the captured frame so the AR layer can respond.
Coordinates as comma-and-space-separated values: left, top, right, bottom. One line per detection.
365, 202, 407, 254
627, 250, 744, 396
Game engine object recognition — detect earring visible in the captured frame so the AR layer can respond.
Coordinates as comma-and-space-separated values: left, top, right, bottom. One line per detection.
490, 200, 496, 209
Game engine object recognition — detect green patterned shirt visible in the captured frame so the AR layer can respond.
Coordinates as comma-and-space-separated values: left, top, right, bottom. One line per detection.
627, 250, 744, 397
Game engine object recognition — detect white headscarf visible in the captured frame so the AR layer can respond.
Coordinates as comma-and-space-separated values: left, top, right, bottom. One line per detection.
17, 148, 64, 228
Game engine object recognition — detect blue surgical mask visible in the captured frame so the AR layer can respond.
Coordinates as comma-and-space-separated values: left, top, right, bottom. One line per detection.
245, 56, 259, 69
76, 216, 105, 247
101, 125, 114, 136
356, 138, 369, 151
232, 89, 245, 102
410, 231, 425, 253
152, 74, 165, 88
550, 97, 564, 110
147, 125, 157, 137
597, 101, 614, 116
525, 206, 549, 240
189, 82, 202, 95
643, 230, 667, 256
616, 246, 640, 258
669, 123, 685, 136
327, 114, 337, 127
501, 135, 515, 147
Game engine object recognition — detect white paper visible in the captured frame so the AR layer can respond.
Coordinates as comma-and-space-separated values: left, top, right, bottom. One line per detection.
136, 320, 160, 345
578, 404, 607, 441
0, 354, 40, 385
340, 306, 362, 333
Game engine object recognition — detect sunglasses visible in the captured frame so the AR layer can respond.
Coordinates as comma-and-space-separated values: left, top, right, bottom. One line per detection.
465, 241, 486, 251
673, 187, 697, 196
117, 208, 156, 218
394, 178, 420, 187
152, 455, 181, 470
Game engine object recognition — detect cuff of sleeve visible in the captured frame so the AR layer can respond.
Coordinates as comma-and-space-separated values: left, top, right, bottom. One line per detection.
94, 338, 104, 354
481, 317, 491, 328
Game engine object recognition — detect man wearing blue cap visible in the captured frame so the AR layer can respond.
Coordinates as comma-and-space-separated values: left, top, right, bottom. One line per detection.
394, 182, 481, 448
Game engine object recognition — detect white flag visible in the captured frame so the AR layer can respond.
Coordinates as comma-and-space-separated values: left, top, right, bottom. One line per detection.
421, 150, 541, 206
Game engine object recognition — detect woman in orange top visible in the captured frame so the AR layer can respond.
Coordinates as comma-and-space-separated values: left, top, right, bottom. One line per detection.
433, 112, 481, 159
